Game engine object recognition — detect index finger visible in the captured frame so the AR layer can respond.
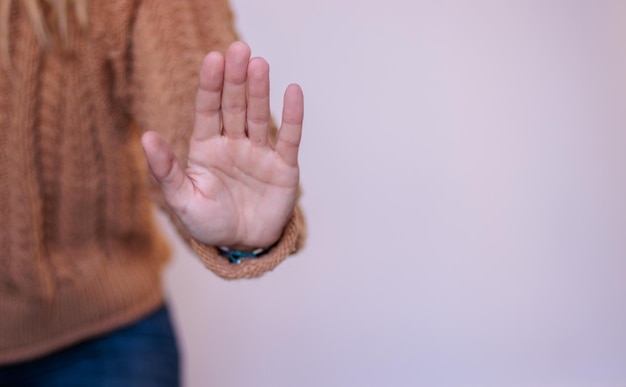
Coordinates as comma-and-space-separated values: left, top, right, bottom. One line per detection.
192, 51, 225, 142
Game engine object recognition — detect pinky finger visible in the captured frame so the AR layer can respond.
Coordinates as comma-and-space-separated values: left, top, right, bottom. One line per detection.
276, 84, 304, 166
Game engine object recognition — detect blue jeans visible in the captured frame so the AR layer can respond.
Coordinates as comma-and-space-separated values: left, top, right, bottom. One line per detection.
0, 305, 180, 387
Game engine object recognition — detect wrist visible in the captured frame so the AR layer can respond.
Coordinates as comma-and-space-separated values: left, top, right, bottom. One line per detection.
221, 244, 263, 253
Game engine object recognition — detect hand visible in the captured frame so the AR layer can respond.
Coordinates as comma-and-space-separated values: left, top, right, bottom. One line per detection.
140, 41, 303, 251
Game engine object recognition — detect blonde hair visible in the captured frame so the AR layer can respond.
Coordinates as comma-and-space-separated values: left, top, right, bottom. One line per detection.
0, 0, 88, 70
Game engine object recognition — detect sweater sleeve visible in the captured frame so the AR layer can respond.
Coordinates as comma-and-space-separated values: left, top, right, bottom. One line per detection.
128, 0, 306, 279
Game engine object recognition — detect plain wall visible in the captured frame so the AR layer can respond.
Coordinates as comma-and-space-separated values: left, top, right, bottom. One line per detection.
162, 0, 626, 386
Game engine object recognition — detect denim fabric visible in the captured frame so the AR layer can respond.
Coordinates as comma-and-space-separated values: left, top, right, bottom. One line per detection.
0, 305, 180, 387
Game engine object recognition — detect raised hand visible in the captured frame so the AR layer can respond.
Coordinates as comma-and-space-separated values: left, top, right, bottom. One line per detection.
140, 41, 303, 251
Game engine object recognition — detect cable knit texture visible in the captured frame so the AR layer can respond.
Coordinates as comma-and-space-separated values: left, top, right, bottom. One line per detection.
0, 0, 306, 365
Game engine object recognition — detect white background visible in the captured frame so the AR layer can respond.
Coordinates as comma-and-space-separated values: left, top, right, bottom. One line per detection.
163, 0, 626, 386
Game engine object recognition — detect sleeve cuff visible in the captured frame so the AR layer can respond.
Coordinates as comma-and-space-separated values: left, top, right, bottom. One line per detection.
190, 206, 306, 280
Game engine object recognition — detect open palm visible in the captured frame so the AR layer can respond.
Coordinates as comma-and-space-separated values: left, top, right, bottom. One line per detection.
141, 41, 303, 251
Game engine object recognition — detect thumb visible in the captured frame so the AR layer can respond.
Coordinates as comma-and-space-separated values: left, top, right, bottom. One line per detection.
141, 131, 188, 205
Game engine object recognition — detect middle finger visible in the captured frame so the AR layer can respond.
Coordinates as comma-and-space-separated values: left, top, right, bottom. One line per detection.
221, 41, 251, 139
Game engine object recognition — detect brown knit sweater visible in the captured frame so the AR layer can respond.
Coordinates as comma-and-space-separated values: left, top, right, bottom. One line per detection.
0, 0, 305, 365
